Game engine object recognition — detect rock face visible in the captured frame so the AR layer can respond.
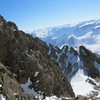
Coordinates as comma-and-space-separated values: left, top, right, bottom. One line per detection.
79, 46, 100, 78
48, 44, 100, 79
0, 63, 36, 100
0, 15, 75, 99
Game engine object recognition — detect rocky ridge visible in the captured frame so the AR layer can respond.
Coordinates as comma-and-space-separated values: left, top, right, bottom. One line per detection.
0, 15, 75, 99
48, 43, 100, 99
48, 44, 100, 78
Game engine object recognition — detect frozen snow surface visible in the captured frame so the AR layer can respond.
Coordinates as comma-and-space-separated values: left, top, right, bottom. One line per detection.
44, 96, 72, 100
71, 69, 93, 96
70, 68, 100, 97
0, 84, 6, 100
0, 94, 6, 100
34, 95, 72, 100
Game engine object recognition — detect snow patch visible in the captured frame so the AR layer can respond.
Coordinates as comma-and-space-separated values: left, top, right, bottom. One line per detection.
0, 94, 6, 100
0, 84, 6, 100
0, 84, 2, 88
34, 71, 39, 77
44, 96, 72, 100
20, 78, 37, 96
71, 69, 94, 96
44, 96, 60, 100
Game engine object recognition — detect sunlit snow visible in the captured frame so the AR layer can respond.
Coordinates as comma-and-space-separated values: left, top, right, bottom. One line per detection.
70, 68, 99, 97
44, 96, 72, 100
0, 84, 6, 100
0, 94, 6, 100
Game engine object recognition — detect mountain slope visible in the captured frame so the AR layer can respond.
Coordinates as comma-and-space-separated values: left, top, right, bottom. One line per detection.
0, 15, 75, 99
0, 62, 36, 100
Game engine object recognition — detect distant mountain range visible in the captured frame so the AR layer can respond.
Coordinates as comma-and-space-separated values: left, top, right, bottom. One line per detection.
32, 19, 100, 54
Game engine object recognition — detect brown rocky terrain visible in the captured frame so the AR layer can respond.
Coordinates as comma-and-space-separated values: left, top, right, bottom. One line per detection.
0, 62, 36, 100
0, 15, 75, 99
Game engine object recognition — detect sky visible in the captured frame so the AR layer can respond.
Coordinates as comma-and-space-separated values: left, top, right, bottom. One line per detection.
0, 0, 100, 32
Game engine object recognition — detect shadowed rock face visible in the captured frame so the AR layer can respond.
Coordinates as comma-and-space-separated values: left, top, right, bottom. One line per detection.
0, 15, 75, 98
0, 63, 36, 100
79, 46, 100, 78
49, 44, 100, 79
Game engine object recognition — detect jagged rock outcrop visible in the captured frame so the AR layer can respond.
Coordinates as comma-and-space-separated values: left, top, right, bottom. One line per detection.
49, 44, 100, 79
0, 15, 75, 99
48, 44, 79, 78
48, 44, 100, 99
79, 46, 100, 78
0, 62, 36, 100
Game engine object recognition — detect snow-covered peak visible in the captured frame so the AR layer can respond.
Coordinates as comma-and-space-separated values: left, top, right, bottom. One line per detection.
32, 19, 100, 37
67, 34, 80, 47
31, 19, 100, 54
32, 29, 49, 38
